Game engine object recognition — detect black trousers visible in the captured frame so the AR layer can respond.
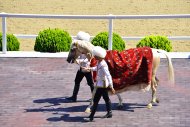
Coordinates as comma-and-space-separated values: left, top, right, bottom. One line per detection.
71, 70, 94, 99
75, 69, 94, 91
89, 88, 112, 119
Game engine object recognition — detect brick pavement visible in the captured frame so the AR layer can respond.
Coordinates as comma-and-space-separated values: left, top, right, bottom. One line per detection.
0, 58, 190, 127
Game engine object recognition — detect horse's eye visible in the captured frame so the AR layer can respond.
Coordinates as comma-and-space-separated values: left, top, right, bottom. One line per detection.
71, 48, 76, 52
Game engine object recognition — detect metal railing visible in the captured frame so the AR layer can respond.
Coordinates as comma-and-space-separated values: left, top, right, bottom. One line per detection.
1, 12, 190, 54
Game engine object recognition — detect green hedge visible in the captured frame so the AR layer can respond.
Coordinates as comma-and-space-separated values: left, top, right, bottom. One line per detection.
0, 33, 20, 51
136, 35, 172, 52
34, 28, 72, 52
91, 32, 126, 51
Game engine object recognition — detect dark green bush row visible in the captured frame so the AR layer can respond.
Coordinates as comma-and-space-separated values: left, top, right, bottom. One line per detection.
0, 29, 172, 52
0, 33, 20, 51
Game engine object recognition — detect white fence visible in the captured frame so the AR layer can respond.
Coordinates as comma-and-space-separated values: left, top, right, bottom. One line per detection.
14, 34, 190, 41
1, 12, 190, 56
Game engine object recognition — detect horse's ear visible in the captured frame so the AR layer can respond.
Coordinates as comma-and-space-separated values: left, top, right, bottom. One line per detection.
71, 41, 78, 49
74, 41, 78, 47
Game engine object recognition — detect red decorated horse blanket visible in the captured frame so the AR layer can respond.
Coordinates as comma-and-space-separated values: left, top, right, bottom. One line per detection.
90, 47, 153, 92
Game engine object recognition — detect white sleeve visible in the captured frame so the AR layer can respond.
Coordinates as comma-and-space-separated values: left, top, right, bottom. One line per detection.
77, 55, 90, 66
102, 65, 113, 88
76, 59, 83, 64
76, 55, 83, 64
91, 66, 97, 71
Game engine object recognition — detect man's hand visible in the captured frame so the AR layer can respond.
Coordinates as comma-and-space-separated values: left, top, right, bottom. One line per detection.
111, 87, 115, 94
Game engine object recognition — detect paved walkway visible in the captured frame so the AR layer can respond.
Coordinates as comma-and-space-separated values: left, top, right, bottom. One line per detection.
0, 58, 189, 127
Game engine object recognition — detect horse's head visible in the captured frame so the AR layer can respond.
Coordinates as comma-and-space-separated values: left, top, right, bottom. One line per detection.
67, 40, 94, 63
67, 41, 81, 63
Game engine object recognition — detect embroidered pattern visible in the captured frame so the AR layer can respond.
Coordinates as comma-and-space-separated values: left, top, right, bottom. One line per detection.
90, 47, 153, 91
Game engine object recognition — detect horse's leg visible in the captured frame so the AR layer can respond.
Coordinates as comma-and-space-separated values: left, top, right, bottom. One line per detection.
147, 75, 159, 109
147, 52, 160, 109
155, 77, 160, 103
85, 87, 97, 113
116, 93, 124, 109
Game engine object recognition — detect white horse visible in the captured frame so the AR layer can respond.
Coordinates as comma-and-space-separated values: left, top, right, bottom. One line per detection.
67, 40, 175, 112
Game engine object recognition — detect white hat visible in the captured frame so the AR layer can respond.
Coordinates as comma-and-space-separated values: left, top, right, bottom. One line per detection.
76, 31, 90, 41
92, 46, 107, 58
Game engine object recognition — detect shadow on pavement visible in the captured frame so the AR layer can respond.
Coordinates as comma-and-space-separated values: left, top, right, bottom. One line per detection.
47, 114, 103, 123
47, 114, 84, 122
25, 97, 155, 122
33, 96, 89, 107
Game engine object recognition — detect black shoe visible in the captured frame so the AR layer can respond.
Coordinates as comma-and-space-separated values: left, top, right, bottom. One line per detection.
66, 96, 76, 102
84, 118, 94, 122
102, 112, 112, 118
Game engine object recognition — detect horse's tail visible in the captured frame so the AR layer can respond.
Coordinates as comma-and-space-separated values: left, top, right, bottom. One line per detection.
155, 49, 175, 84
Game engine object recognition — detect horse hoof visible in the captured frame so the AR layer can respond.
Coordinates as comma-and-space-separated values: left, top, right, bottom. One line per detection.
85, 108, 91, 113
147, 103, 152, 109
156, 98, 159, 103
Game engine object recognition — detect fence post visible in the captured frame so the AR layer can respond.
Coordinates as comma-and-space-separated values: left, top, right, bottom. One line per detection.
2, 16, 7, 54
108, 14, 113, 50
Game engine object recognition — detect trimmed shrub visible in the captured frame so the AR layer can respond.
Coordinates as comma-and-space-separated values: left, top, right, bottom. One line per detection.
34, 28, 72, 52
136, 35, 172, 52
0, 33, 20, 51
91, 32, 126, 51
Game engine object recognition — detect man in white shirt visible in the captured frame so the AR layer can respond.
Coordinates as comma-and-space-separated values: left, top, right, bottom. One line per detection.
66, 31, 94, 102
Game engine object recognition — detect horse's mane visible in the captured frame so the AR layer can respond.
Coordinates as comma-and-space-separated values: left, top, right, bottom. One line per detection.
72, 40, 94, 54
